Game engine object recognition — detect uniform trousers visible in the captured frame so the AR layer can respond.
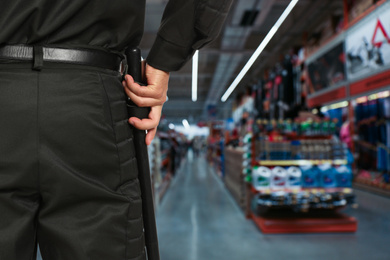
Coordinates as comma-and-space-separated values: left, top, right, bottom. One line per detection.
0, 62, 146, 260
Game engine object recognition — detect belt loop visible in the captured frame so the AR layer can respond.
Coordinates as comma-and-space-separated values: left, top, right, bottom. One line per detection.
33, 46, 43, 71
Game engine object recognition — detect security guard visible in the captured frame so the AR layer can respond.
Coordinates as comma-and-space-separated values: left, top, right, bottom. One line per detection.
0, 0, 232, 259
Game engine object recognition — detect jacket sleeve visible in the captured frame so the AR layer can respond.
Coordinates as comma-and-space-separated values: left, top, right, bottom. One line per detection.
146, 0, 233, 72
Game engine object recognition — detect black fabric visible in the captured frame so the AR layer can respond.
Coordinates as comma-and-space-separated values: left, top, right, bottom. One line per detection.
146, 0, 233, 71
0, 63, 145, 260
0, 1, 144, 53
0, 0, 233, 72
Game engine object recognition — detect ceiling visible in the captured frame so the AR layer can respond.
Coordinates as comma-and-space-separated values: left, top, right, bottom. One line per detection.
139, 0, 344, 126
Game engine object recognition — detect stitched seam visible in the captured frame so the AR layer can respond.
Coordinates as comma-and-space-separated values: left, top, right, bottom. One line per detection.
127, 215, 143, 222
127, 232, 144, 242
125, 202, 131, 259
97, 72, 122, 185
33, 70, 41, 260
114, 118, 129, 126
120, 154, 137, 166
36, 71, 41, 196
117, 137, 134, 147
127, 250, 146, 260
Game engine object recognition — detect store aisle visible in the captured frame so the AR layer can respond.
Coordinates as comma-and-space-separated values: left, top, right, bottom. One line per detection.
156, 151, 390, 260
156, 150, 265, 260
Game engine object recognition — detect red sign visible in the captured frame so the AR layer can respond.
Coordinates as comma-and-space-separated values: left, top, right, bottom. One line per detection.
307, 87, 346, 108
350, 70, 390, 96
372, 19, 390, 48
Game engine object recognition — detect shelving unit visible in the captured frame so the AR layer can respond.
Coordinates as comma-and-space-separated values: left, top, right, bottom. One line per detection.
304, 1, 390, 196
250, 211, 357, 234
224, 147, 247, 211
259, 160, 348, 167
207, 121, 225, 177
243, 127, 358, 234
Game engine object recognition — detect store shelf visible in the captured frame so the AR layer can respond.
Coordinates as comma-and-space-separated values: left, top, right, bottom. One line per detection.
258, 159, 347, 166
250, 212, 357, 234
355, 140, 377, 151
249, 185, 354, 195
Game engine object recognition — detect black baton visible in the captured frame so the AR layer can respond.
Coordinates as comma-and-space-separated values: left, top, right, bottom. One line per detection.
125, 48, 160, 260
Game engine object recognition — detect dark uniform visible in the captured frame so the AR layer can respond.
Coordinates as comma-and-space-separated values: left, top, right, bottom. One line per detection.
0, 0, 232, 259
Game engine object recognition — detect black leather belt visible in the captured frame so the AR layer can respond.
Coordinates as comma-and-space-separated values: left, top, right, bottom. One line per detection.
0, 45, 123, 71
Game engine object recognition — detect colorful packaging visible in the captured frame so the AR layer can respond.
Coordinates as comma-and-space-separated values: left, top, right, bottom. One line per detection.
271, 166, 287, 188
318, 163, 337, 188
252, 166, 271, 190
335, 165, 353, 187
300, 165, 319, 187
287, 166, 302, 188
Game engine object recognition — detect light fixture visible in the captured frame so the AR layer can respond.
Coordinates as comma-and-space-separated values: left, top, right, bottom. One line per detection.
182, 119, 190, 130
221, 0, 299, 102
192, 50, 199, 102
321, 101, 349, 113
169, 123, 175, 130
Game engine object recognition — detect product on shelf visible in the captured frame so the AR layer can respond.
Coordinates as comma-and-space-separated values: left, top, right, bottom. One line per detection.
256, 118, 339, 136
335, 165, 353, 188
318, 163, 337, 188
253, 189, 356, 214
287, 166, 302, 188
252, 166, 271, 190
257, 138, 347, 161
271, 166, 288, 188
301, 165, 320, 188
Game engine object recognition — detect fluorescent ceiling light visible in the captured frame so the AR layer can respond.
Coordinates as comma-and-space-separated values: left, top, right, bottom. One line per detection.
182, 119, 190, 130
221, 0, 299, 102
192, 50, 199, 102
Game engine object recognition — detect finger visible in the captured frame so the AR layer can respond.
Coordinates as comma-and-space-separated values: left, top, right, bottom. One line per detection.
125, 90, 165, 107
145, 128, 157, 145
123, 74, 135, 86
129, 106, 162, 130
128, 83, 163, 99
125, 75, 167, 100
129, 117, 159, 131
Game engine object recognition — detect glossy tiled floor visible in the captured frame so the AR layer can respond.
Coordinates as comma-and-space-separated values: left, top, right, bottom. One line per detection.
37, 150, 390, 260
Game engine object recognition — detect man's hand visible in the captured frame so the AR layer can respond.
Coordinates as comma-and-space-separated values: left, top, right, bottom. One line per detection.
122, 64, 169, 145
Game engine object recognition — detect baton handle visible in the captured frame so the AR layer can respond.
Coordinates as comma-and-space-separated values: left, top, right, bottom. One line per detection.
124, 48, 159, 260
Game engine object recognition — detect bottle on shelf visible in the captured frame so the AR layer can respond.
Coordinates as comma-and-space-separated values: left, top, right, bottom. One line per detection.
252, 166, 272, 190
271, 166, 288, 188
318, 163, 337, 188
335, 165, 353, 187
287, 166, 302, 188
301, 164, 320, 188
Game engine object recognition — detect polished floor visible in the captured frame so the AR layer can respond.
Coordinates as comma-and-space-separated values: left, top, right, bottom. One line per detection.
37, 150, 390, 260
156, 151, 390, 260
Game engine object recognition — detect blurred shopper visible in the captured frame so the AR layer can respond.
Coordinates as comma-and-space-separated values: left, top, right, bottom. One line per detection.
193, 136, 203, 157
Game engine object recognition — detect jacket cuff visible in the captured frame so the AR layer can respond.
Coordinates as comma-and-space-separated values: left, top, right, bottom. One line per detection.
146, 35, 195, 72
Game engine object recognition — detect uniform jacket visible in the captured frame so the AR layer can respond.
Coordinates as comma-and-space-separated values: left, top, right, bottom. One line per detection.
0, 0, 232, 71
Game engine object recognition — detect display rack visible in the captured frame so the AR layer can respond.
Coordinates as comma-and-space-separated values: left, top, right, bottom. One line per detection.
259, 159, 347, 166
207, 121, 225, 177
244, 127, 358, 234
250, 211, 357, 234
150, 131, 188, 208
304, 0, 390, 196
224, 147, 247, 211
